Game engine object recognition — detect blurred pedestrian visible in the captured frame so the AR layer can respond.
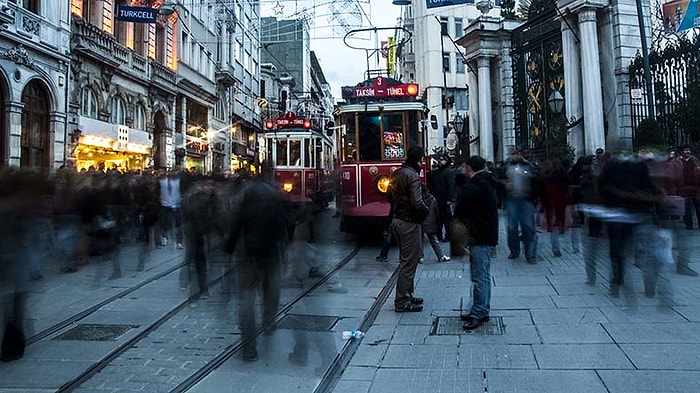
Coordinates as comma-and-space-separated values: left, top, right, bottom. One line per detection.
668, 145, 700, 230
454, 156, 498, 330
181, 177, 223, 299
598, 154, 667, 298
427, 152, 456, 242
421, 185, 450, 262
388, 146, 429, 312
540, 158, 570, 257
502, 149, 538, 264
158, 168, 184, 249
225, 162, 289, 361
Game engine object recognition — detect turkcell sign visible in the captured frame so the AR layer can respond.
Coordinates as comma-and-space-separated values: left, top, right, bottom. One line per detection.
116, 6, 158, 23
426, 0, 473, 9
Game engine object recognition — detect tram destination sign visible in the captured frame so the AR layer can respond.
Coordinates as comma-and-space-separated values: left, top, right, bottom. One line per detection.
348, 77, 418, 99
116, 6, 158, 23
426, 0, 474, 9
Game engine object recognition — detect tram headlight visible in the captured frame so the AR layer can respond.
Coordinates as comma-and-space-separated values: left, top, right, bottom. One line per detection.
375, 176, 391, 194
283, 182, 294, 192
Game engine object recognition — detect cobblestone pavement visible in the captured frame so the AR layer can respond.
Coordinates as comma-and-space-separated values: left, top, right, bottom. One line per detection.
332, 216, 700, 393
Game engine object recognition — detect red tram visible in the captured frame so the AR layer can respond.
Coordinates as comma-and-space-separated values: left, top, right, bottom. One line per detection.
335, 76, 428, 232
263, 112, 336, 211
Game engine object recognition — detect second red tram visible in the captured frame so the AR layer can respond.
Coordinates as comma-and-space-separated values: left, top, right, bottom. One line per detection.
335, 76, 428, 232
263, 112, 336, 210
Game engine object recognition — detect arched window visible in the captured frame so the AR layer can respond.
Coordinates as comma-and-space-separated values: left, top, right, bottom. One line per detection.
110, 96, 126, 125
81, 87, 98, 119
133, 104, 146, 130
21, 80, 50, 168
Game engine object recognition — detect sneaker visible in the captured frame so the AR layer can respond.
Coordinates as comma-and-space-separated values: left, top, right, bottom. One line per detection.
200, 291, 210, 299
438, 255, 451, 262
327, 283, 348, 294
375, 256, 388, 262
176, 243, 184, 250
419, 258, 425, 264
395, 303, 423, 312
161, 236, 168, 247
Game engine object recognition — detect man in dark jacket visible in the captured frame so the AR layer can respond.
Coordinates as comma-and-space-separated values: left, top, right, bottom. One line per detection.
428, 154, 456, 242
454, 155, 498, 330
224, 162, 288, 361
388, 145, 429, 312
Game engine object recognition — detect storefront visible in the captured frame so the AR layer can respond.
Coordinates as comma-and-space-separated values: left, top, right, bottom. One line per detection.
184, 135, 208, 174
75, 118, 151, 172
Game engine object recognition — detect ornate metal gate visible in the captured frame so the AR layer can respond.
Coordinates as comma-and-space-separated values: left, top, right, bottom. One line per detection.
512, 0, 568, 162
629, 34, 700, 149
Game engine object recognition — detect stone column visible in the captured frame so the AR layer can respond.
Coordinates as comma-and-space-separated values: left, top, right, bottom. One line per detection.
7, 101, 24, 167
50, 110, 67, 169
578, 8, 606, 155
562, 16, 584, 158
467, 65, 480, 157
499, 43, 516, 162
477, 56, 494, 161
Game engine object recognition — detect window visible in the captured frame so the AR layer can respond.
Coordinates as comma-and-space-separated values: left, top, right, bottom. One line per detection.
276, 139, 288, 166
440, 17, 448, 36
83, 0, 101, 25
22, 0, 40, 14
110, 96, 126, 125
448, 89, 469, 111
181, 32, 189, 63
442, 52, 451, 72
381, 114, 406, 159
454, 18, 463, 37
81, 87, 98, 119
260, 79, 266, 98
155, 22, 166, 64
134, 24, 147, 56
456, 54, 465, 74
133, 105, 146, 130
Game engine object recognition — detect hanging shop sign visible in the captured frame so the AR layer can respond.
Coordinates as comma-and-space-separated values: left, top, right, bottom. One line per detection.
426, 0, 473, 9
116, 6, 158, 23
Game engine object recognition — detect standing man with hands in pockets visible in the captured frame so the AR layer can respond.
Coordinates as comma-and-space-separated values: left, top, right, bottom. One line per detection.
389, 146, 430, 312
454, 155, 499, 330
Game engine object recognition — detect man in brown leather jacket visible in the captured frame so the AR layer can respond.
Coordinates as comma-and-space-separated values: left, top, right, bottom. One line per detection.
388, 145, 429, 312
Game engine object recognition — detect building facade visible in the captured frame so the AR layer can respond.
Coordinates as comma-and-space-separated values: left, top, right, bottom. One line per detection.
0, 0, 71, 169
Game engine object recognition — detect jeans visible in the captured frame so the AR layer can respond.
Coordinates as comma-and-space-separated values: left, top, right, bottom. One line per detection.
391, 218, 422, 308
505, 197, 536, 258
469, 245, 493, 319
683, 197, 700, 228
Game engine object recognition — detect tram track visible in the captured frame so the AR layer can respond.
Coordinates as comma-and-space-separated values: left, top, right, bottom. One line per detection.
54, 242, 364, 393
27, 254, 187, 346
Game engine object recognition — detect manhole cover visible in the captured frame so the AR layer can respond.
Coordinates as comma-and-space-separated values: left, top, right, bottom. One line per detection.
276, 314, 339, 332
430, 316, 505, 335
53, 324, 136, 341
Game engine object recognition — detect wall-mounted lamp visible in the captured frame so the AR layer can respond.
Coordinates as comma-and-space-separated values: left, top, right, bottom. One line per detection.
547, 90, 565, 115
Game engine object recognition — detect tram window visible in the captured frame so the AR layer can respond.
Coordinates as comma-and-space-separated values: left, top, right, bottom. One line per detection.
381, 114, 406, 159
315, 138, 323, 169
307, 138, 315, 168
290, 140, 301, 166
344, 114, 356, 162
358, 114, 381, 161
276, 140, 287, 166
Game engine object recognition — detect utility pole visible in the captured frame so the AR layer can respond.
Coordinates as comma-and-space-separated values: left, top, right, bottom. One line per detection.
635, 0, 655, 119
436, 16, 450, 142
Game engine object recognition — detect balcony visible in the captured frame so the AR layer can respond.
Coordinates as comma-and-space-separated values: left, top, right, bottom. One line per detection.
216, 65, 236, 88
1, 2, 68, 52
151, 60, 177, 93
71, 15, 149, 79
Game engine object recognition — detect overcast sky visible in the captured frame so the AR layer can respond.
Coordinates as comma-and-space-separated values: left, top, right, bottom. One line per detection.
260, 0, 402, 102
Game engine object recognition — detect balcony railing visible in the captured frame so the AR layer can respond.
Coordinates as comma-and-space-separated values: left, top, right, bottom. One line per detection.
71, 15, 152, 79
151, 60, 177, 86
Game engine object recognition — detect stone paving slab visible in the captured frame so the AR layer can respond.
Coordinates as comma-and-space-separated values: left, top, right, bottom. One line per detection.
532, 343, 634, 369
458, 344, 538, 369
620, 343, 700, 370
381, 344, 458, 369
368, 368, 483, 393
484, 369, 608, 392
597, 370, 700, 393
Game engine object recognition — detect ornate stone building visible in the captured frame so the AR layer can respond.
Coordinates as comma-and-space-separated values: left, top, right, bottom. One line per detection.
0, 0, 71, 169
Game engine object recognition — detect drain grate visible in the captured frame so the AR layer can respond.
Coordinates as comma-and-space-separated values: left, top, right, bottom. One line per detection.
276, 314, 339, 332
53, 324, 137, 341
430, 316, 505, 335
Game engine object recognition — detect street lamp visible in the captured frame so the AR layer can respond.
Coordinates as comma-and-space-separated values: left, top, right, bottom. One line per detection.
547, 90, 565, 115
392, 0, 411, 5
453, 113, 464, 135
